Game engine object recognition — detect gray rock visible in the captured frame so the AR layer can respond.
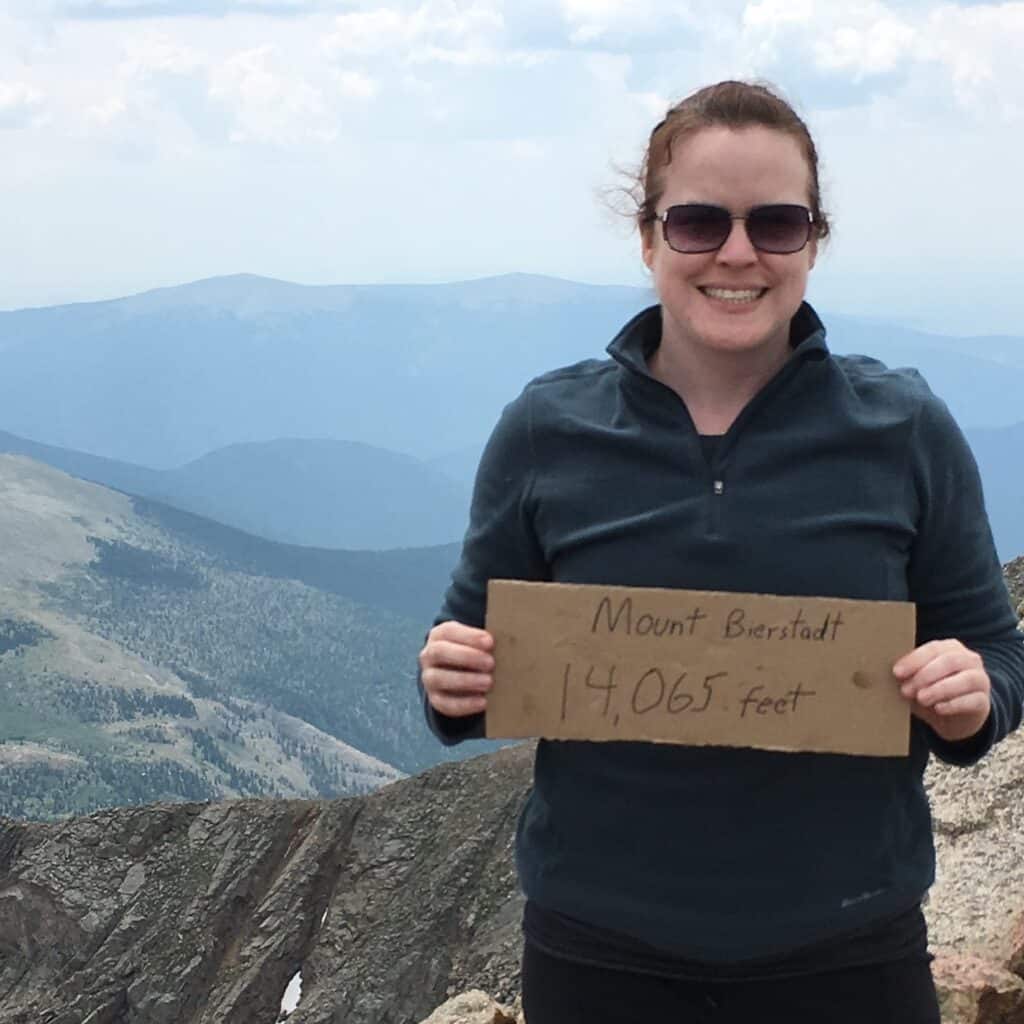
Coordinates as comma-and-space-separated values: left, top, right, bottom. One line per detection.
0, 745, 531, 1024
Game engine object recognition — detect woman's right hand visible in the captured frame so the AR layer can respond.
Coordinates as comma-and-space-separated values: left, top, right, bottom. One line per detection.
418, 620, 495, 718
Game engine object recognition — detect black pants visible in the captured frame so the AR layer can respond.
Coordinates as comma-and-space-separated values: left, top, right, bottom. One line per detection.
522, 941, 942, 1024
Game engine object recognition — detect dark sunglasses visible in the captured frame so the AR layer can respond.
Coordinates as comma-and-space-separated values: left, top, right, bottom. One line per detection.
658, 203, 814, 255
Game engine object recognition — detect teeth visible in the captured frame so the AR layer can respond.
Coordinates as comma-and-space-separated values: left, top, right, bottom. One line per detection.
702, 287, 765, 303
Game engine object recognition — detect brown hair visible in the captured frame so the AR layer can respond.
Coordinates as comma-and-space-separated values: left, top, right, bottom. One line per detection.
633, 80, 831, 244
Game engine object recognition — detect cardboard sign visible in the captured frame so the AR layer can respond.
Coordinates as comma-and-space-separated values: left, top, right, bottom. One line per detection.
484, 580, 915, 757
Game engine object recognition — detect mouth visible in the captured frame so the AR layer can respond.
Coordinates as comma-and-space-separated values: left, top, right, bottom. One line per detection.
698, 286, 769, 304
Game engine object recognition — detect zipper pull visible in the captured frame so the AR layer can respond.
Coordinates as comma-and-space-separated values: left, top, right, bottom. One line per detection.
713, 480, 725, 496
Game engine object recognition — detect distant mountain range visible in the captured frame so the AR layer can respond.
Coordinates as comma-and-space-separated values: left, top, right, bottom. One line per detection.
1, 273, 1021, 469
0, 270, 1019, 560
966, 422, 1024, 567
0, 455, 479, 818
0, 430, 469, 550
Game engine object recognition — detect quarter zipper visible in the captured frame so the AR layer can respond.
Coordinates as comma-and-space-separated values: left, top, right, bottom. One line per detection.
624, 345, 819, 541
710, 476, 725, 534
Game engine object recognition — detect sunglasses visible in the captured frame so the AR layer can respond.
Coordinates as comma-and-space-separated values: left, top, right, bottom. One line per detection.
658, 203, 814, 255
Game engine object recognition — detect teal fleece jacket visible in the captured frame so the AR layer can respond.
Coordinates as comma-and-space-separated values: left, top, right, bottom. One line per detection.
422, 303, 1024, 960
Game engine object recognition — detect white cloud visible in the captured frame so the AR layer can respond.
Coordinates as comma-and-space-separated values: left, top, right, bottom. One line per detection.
920, 3, 1024, 119
85, 94, 128, 128
73, 32, 223, 154
561, 0, 634, 43
735, 0, 1024, 120
814, 15, 916, 77
321, 9, 407, 56
120, 34, 206, 78
208, 45, 334, 144
335, 69, 377, 99
559, 0, 703, 45
322, 1, 505, 62
54, 0, 356, 15
743, 0, 814, 28
0, 81, 46, 129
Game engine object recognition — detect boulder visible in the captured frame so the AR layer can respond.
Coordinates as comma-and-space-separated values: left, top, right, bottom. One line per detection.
416, 990, 521, 1024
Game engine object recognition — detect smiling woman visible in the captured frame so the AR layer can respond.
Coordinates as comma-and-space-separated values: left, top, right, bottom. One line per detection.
416, 80, 1024, 1024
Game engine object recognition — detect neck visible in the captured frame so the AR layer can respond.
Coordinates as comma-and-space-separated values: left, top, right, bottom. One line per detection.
647, 321, 792, 435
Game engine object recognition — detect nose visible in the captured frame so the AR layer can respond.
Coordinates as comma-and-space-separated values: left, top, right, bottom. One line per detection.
715, 217, 758, 265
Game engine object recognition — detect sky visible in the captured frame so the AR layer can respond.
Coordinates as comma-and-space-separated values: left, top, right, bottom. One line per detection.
3, 0, 1023, 334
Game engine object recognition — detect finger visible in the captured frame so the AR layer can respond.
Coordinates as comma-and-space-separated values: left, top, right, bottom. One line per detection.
893, 639, 961, 680
929, 692, 990, 718
898, 649, 982, 697
421, 667, 492, 697
428, 691, 488, 718
913, 669, 989, 709
423, 640, 495, 673
429, 621, 495, 650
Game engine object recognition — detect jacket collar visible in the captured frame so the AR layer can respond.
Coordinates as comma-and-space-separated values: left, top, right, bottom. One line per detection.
606, 301, 829, 379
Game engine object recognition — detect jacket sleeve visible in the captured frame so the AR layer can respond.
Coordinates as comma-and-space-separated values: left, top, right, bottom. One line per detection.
906, 392, 1024, 766
418, 387, 549, 745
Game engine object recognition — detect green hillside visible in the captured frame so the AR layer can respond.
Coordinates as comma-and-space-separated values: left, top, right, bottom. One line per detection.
0, 455, 474, 820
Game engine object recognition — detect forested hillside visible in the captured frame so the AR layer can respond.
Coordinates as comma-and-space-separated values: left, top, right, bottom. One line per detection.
0, 456, 473, 819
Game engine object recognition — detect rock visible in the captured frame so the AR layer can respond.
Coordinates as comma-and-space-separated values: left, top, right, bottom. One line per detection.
926, 730, 1024, 966
932, 952, 1024, 1024
1003, 557, 1024, 627
417, 990, 519, 1024
0, 744, 533, 1024
1003, 557, 1023, 612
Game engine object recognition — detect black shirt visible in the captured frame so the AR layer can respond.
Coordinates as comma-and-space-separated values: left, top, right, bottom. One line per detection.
523, 898, 930, 982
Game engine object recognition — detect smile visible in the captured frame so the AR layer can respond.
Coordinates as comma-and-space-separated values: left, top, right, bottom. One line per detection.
699, 287, 768, 303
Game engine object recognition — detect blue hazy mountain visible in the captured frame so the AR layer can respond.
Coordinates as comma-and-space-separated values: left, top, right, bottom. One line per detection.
0, 432, 469, 549
966, 422, 1024, 566
0, 274, 646, 467
154, 439, 469, 549
4, 273, 1020, 471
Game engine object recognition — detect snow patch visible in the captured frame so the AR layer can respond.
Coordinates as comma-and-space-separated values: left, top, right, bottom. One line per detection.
278, 970, 302, 1019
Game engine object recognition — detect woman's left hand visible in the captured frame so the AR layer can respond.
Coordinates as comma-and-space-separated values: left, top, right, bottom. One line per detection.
893, 639, 991, 742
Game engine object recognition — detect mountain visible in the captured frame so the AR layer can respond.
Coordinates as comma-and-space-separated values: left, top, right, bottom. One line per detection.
4, 273, 1020, 471
0, 430, 469, 550
156, 439, 469, 549
0, 274, 648, 467
966, 423, 1024, 565
0, 428, 164, 494
0, 455, 469, 818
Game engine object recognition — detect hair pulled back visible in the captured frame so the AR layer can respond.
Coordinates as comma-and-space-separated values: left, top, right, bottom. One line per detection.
634, 81, 831, 243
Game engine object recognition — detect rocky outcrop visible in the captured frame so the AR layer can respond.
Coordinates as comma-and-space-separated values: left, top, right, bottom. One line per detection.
928, 728, 1024, 1023
925, 558, 1024, 1024
6, 732, 1024, 1024
417, 991, 521, 1024
1005, 557, 1024, 618
0, 744, 532, 1024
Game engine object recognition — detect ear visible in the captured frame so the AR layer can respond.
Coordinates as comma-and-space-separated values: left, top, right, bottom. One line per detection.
640, 223, 656, 271
807, 237, 818, 271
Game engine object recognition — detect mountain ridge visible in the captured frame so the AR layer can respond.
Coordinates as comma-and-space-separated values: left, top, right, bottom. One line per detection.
0, 454, 466, 817
1, 272, 1019, 467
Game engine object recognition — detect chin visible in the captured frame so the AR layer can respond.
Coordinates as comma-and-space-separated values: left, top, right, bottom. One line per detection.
698, 321, 787, 354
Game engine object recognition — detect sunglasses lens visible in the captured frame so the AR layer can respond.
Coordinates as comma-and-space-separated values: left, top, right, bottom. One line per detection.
662, 205, 731, 253
746, 205, 811, 253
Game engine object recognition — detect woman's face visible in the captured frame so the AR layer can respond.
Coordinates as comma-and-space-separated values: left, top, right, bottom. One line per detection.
641, 125, 817, 362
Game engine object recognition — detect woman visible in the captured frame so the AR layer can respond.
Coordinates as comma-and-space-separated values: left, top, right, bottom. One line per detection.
417, 81, 1024, 1023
